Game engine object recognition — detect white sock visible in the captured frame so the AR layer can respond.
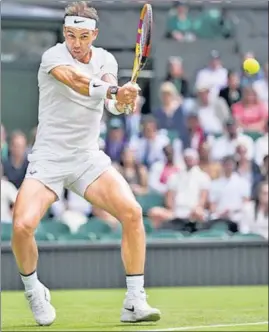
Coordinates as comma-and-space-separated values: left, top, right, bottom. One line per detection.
126, 275, 144, 294
21, 271, 39, 291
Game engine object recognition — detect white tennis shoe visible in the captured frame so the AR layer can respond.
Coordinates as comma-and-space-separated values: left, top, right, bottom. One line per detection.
121, 290, 161, 323
25, 282, 56, 326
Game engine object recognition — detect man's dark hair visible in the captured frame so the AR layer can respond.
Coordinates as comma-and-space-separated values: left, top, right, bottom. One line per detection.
64, 1, 99, 25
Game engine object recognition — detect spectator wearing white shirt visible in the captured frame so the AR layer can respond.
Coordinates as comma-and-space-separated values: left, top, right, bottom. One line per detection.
129, 115, 169, 169
211, 118, 254, 161
209, 156, 250, 232
253, 62, 268, 105
148, 149, 211, 232
194, 82, 230, 134
1, 163, 18, 222
240, 181, 268, 240
252, 155, 268, 200
195, 50, 228, 100
254, 120, 268, 167
148, 143, 179, 194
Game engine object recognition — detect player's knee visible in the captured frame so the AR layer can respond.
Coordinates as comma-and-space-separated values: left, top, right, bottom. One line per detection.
13, 211, 37, 237
121, 202, 143, 226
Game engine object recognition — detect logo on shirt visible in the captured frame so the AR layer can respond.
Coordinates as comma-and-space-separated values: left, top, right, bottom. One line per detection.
74, 19, 85, 24
93, 83, 102, 88
29, 170, 37, 175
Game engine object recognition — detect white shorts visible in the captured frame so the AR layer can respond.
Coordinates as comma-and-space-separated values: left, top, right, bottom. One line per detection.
25, 150, 111, 199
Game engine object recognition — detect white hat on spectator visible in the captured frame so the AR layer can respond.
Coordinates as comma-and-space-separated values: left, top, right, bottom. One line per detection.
183, 148, 199, 160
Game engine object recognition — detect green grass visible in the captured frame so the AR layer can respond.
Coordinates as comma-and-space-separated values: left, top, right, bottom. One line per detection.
2, 286, 268, 331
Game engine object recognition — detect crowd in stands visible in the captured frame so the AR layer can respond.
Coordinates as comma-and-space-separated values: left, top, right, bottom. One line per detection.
1, 1, 268, 241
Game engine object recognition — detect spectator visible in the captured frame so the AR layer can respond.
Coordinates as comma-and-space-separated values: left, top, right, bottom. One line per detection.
1, 124, 9, 162
130, 115, 169, 169
195, 50, 228, 99
253, 62, 268, 104
235, 143, 260, 186
3, 130, 28, 189
153, 82, 188, 143
252, 155, 268, 200
148, 149, 211, 231
209, 156, 250, 232
211, 118, 254, 161
104, 118, 126, 166
232, 86, 268, 133
148, 143, 179, 194
241, 52, 264, 87
219, 70, 242, 108
124, 96, 145, 142
166, 1, 196, 42
240, 181, 268, 240
165, 56, 189, 97
118, 147, 148, 196
1, 163, 18, 222
198, 142, 222, 180
254, 120, 268, 167
194, 81, 230, 135
184, 112, 207, 150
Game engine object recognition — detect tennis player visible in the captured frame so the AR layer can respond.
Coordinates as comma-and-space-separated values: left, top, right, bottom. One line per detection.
11, 1, 161, 326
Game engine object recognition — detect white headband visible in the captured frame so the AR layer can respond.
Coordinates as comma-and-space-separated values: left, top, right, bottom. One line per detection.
65, 16, 96, 30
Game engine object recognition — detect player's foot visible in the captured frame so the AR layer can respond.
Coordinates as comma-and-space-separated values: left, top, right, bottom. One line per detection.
25, 282, 56, 326
121, 290, 161, 323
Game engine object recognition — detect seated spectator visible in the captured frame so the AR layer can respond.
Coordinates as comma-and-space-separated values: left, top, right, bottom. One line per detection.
104, 118, 126, 166
253, 62, 268, 105
211, 118, 254, 161
166, 1, 196, 42
193, 7, 234, 39
195, 50, 228, 99
219, 70, 242, 108
130, 115, 169, 169
198, 142, 222, 180
1, 163, 18, 222
240, 52, 264, 87
184, 112, 207, 150
1, 124, 8, 162
118, 147, 148, 196
124, 96, 145, 142
148, 149, 211, 231
194, 81, 230, 135
240, 181, 268, 240
232, 86, 268, 133
148, 143, 179, 194
165, 56, 189, 97
209, 156, 250, 232
235, 143, 260, 187
3, 130, 28, 189
252, 155, 268, 200
153, 82, 188, 143
254, 120, 268, 167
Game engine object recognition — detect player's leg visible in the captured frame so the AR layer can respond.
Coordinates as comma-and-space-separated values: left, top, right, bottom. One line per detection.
12, 178, 58, 326
68, 162, 160, 323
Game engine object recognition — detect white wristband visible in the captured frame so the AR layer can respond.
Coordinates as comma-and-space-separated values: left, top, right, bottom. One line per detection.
89, 79, 111, 99
106, 100, 122, 115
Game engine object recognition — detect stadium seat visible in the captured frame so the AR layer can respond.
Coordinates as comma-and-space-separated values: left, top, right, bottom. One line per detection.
191, 229, 230, 239
78, 218, 112, 238
1, 231, 11, 242
2, 223, 12, 235
35, 232, 55, 242
244, 131, 263, 142
148, 230, 186, 240
58, 233, 94, 242
209, 220, 230, 231
143, 217, 154, 234
39, 220, 71, 239
100, 231, 122, 241
167, 130, 179, 143
135, 192, 164, 215
232, 233, 265, 240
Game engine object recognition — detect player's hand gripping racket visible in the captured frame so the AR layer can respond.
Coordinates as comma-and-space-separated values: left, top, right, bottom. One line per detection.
125, 3, 153, 114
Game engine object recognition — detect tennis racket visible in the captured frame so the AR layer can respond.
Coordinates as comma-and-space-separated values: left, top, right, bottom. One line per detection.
131, 3, 153, 84
125, 4, 153, 114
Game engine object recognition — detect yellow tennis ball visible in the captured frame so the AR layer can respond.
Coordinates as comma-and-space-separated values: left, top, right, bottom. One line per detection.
243, 58, 260, 75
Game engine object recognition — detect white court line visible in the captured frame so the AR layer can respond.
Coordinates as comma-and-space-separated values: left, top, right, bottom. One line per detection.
141, 321, 268, 332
